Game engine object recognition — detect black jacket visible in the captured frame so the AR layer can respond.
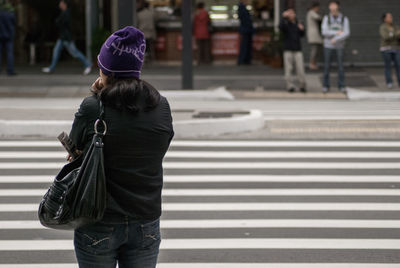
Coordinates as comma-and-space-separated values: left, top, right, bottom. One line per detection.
56, 9, 72, 41
70, 87, 174, 220
279, 18, 305, 51
0, 10, 15, 40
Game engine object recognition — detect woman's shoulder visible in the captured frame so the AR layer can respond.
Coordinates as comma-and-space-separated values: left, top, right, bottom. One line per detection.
77, 94, 101, 117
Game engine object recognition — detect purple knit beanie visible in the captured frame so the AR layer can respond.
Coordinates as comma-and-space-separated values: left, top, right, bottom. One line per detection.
97, 26, 146, 79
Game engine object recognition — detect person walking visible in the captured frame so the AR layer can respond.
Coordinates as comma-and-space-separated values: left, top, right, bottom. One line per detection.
238, 0, 254, 65
193, 2, 212, 65
42, 0, 92, 75
280, 8, 307, 93
379, 12, 400, 89
0, 0, 16, 76
70, 26, 174, 267
321, 0, 350, 93
137, 1, 157, 62
306, 1, 323, 70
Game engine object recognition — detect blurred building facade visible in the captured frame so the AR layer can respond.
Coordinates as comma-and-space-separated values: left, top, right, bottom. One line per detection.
8, 0, 400, 66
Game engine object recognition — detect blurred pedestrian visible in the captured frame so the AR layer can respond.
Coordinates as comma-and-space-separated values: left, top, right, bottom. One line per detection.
321, 0, 350, 93
280, 9, 307, 93
138, 1, 157, 62
306, 1, 323, 70
379, 12, 400, 89
238, 0, 254, 65
0, 0, 16, 76
42, 0, 92, 75
193, 2, 212, 65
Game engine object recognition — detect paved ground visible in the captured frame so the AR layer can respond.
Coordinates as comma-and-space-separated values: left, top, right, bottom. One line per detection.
0, 62, 398, 95
0, 139, 399, 267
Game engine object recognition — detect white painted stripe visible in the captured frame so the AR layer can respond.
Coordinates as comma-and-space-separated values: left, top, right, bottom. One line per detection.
0, 264, 399, 268
1, 175, 400, 183
2, 189, 400, 197
1, 239, 400, 250
1, 162, 399, 169
163, 175, 400, 183
2, 203, 400, 212
1, 140, 400, 147
1, 151, 400, 159
157, 264, 400, 268
3, 219, 400, 229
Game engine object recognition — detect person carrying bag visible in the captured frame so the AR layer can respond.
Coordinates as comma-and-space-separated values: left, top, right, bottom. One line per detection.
39, 26, 174, 268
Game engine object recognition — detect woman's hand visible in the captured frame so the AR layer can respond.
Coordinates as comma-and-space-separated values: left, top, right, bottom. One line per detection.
67, 150, 82, 162
91, 77, 104, 94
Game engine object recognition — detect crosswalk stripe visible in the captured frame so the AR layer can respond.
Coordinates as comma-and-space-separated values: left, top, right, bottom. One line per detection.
1, 189, 400, 197
1, 239, 400, 250
1, 203, 400, 212
1, 141, 400, 147
1, 151, 400, 159
1, 264, 400, 268
1, 220, 400, 229
1, 162, 400, 169
0, 175, 400, 183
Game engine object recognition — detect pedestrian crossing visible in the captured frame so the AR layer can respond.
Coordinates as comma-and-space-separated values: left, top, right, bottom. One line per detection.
0, 139, 399, 267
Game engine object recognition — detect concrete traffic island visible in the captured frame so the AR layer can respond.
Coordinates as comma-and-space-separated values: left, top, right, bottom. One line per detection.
0, 109, 264, 139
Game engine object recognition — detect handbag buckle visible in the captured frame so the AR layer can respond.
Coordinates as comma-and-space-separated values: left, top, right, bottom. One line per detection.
94, 119, 107, 135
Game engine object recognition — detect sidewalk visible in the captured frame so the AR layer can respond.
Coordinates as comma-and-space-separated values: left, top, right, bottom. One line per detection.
0, 62, 398, 99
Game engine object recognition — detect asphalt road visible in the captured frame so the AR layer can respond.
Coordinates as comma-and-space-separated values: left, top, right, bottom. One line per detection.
0, 139, 399, 267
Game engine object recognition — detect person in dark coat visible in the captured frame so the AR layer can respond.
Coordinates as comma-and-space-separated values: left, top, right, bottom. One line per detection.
280, 8, 307, 93
238, 0, 254, 65
42, 0, 92, 75
0, 1, 16, 75
69, 26, 174, 268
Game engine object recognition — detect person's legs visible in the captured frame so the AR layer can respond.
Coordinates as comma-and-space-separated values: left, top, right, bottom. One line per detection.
381, 51, 393, 85
204, 38, 212, 64
74, 221, 121, 268
309, 44, 319, 69
246, 34, 253, 64
0, 41, 3, 73
323, 47, 333, 89
336, 48, 346, 89
295, 51, 306, 89
64, 41, 91, 68
47, 39, 64, 71
118, 218, 161, 268
392, 51, 400, 86
238, 34, 248, 65
284, 51, 295, 90
5, 39, 15, 74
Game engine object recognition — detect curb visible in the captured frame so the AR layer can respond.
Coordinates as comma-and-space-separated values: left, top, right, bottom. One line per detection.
0, 110, 264, 138
346, 88, 400, 101
173, 110, 264, 139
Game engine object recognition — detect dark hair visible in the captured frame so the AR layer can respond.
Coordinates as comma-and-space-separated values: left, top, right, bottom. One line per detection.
98, 77, 161, 114
197, 2, 205, 9
310, 1, 320, 9
329, 0, 340, 6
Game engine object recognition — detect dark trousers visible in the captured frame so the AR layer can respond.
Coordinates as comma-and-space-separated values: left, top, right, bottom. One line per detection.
196, 39, 212, 64
0, 39, 15, 74
323, 47, 345, 88
238, 33, 253, 65
381, 51, 400, 85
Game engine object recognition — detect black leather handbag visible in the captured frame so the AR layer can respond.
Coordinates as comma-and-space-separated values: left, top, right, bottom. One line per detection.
38, 101, 107, 230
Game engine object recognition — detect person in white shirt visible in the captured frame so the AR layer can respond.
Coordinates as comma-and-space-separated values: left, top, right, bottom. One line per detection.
321, 0, 350, 93
306, 1, 323, 70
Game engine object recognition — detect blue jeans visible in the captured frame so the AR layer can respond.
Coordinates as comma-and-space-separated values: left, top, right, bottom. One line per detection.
238, 33, 253, 65
323, 47, 345, 88
381, 51, 400, 85
49, 39, 91, 71
0, 39, 15, 74
74, 217, 161, 268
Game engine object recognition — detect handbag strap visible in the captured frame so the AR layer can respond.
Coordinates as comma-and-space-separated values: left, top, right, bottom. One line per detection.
94, 99, 107, 136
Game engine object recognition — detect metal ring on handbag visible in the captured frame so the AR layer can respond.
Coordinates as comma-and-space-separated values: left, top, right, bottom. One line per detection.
94, 119, 107, 135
